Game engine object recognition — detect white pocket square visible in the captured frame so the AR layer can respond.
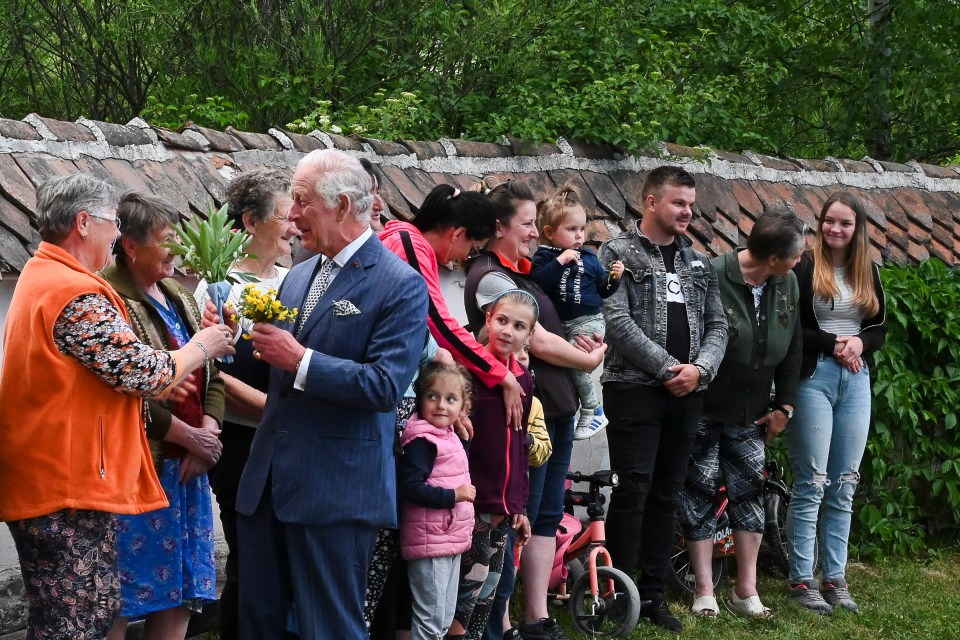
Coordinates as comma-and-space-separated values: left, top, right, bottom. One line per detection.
332, 300, 361, 316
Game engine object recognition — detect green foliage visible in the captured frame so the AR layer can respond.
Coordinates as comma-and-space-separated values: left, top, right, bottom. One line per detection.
1, 0, 958, 162
856, 260, 960, 558
166, 203, 254, 284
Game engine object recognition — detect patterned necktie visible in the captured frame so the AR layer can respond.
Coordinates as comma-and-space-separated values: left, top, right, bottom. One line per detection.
296, 257, 335, 333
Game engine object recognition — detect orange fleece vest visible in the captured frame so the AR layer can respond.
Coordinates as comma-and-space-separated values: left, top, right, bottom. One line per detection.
0, 242, 167, 521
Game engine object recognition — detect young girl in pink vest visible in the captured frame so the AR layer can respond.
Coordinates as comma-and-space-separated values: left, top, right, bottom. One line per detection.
399, 362, 476, 640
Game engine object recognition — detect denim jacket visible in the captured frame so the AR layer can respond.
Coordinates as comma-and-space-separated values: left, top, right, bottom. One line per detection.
598, 229, 728, 389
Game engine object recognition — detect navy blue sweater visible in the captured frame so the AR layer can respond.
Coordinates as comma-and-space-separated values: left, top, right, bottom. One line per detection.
531, 246, 620, 321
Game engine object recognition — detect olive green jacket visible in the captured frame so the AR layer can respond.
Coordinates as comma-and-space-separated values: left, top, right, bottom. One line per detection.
703, 250, 801, 425
102, 261, 226, 470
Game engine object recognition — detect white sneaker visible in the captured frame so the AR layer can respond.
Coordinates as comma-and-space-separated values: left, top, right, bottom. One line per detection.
573, 406, 608, 440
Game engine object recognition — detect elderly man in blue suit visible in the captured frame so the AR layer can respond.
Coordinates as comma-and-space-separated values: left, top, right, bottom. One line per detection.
236, 149, 429, 639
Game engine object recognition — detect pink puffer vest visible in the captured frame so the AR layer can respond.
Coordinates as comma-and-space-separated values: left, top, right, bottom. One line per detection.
399, 416, 475, 561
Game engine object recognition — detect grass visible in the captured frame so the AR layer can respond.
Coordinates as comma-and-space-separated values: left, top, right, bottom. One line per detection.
190, 550, 960, 639
548, 550, 960, 639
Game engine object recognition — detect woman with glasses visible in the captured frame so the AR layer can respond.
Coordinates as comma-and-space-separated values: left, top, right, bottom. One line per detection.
0, 175, 234, 640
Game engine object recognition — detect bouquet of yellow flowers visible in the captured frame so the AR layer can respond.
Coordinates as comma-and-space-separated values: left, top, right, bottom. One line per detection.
234, 284, 299, 338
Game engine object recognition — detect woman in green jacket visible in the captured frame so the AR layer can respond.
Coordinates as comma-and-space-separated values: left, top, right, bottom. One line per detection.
678, 207, 805, 618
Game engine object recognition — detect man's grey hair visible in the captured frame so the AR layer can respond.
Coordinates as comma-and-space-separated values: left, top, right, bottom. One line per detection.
297, 149, 374, 223
36, 174, 119, 243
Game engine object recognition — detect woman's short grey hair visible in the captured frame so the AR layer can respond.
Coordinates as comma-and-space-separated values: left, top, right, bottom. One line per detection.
226, 169, 292, 226
113, 191, 179, 255
747, 206, 807, 260
36, 174, 119, 243
297, 149, 374, 223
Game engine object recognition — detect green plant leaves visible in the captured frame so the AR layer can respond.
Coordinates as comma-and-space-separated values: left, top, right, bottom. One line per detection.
164, 202, 255, 284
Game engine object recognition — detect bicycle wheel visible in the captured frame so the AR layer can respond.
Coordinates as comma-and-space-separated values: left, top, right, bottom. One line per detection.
668, 524, 726, 595
568, 566, 641, 637
762, 484, 790, 577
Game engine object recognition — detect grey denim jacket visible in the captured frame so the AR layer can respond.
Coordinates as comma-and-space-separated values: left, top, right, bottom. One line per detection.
598, 229, 728, 389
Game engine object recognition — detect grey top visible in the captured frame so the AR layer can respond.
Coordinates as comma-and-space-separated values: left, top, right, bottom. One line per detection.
814, 267, 863, 337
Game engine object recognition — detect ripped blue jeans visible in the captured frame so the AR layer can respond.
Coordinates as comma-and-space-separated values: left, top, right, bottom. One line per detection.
786, 356, 872, 583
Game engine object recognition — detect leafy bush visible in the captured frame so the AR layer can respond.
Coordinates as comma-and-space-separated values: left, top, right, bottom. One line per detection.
854, 260, 960, 558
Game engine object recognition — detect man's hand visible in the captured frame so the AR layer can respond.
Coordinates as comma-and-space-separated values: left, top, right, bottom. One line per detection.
610, 260, 625, 279
664, 364, 701, 397
251, 323, 306, 372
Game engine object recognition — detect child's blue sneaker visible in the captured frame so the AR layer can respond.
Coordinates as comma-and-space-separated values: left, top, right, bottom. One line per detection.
574, 406, 608, 440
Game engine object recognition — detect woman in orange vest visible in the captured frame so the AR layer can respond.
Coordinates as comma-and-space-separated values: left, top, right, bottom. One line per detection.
0, 174, 235, 640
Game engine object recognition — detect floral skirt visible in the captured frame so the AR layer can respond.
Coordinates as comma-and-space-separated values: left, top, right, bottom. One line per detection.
115, 458, 217, 618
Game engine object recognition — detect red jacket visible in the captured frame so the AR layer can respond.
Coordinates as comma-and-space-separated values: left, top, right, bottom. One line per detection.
379, 221, 508, 389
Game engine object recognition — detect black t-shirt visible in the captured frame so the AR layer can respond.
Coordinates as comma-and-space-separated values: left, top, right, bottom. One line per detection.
658, 242, 690, 364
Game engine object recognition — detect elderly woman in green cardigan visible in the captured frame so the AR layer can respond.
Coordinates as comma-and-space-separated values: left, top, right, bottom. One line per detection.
678, 207, 805, 619
103, 191, 226, 640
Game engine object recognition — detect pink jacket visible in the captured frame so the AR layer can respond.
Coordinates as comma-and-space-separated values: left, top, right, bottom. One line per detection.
379, 221, 508, 389
399, 416, 475, 561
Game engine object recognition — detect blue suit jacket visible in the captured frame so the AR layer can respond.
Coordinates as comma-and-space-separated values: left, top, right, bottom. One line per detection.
236, 234, 429, 528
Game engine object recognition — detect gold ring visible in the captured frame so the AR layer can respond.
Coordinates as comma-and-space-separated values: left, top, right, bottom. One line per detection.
253, 350, 261, 360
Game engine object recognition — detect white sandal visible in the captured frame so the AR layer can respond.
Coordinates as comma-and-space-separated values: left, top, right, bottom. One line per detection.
727, 591, 773, 619
691, 595, 719, 617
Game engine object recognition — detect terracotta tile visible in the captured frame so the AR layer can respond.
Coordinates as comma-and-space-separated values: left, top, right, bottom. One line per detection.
449, 139, 511, 158
907, 221, 928, 244
923, 191, 958, 230
907, 240, 929, 263
402, 140, 447, 160
661, 143, 710, 162
710, 210, 739, 248
178, 155, 228, 207
0, 154, 39, 211
326, 132, 365, 152
380, 166, 422, 216
0, 195, 32, 242
546, 169, 597, 215
88, 120, 153, 146
32, 116, 96, 142
729, 181, 764, 217
792, 158, 839, 173
585, 219, 613, 244
890, 189, 933, 230
97, 158, 152, 193
730, 208, 753, 240
582, 171, 626, 220
870, 190, 908, 231
916, 163, 958, 180
713, 149, 755, 165
152, 127, 207, 150
929, 237, 953, 264
869, 245, 882, 264
181, 124, 244, 153
608, 170, 648, 217
167, 157, 224, 213
953, 233, 960, 258
226, 127, 282, 151
791, 185, 830, 228
565, 138, 620, 159
375, 173, 413, 222
361, 137, 409, 156
282, 130, 326, 152
511, 172, 556, 200
0, 118, 42, 141
693, 174, 738, 223
0, 217, 34, 271
837, 158, 875, 173
71, 157, 118, 184
406, 168, 444, 209
886, 223, 908, 250
12, 153, 79, 187
450, 174, 484, 191
881, 243, 908, 263
878, 160, 916, 174
133, 159, 192, 213
752, 153, 801, 172
867, 224, 888, 253
750, 181, 790, 211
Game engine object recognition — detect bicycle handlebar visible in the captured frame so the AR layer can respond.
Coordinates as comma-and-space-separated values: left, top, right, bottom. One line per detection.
566, 469, 619, 488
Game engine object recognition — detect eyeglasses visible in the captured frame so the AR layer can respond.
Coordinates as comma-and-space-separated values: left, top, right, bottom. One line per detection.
89, 213, 121, 231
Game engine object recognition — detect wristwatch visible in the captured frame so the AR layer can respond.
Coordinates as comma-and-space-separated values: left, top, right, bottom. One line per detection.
774, 405, 794, 419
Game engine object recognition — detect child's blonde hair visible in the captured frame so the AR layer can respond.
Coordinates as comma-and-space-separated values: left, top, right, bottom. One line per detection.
536, 183, 585, 237
414, 362, 473, 415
